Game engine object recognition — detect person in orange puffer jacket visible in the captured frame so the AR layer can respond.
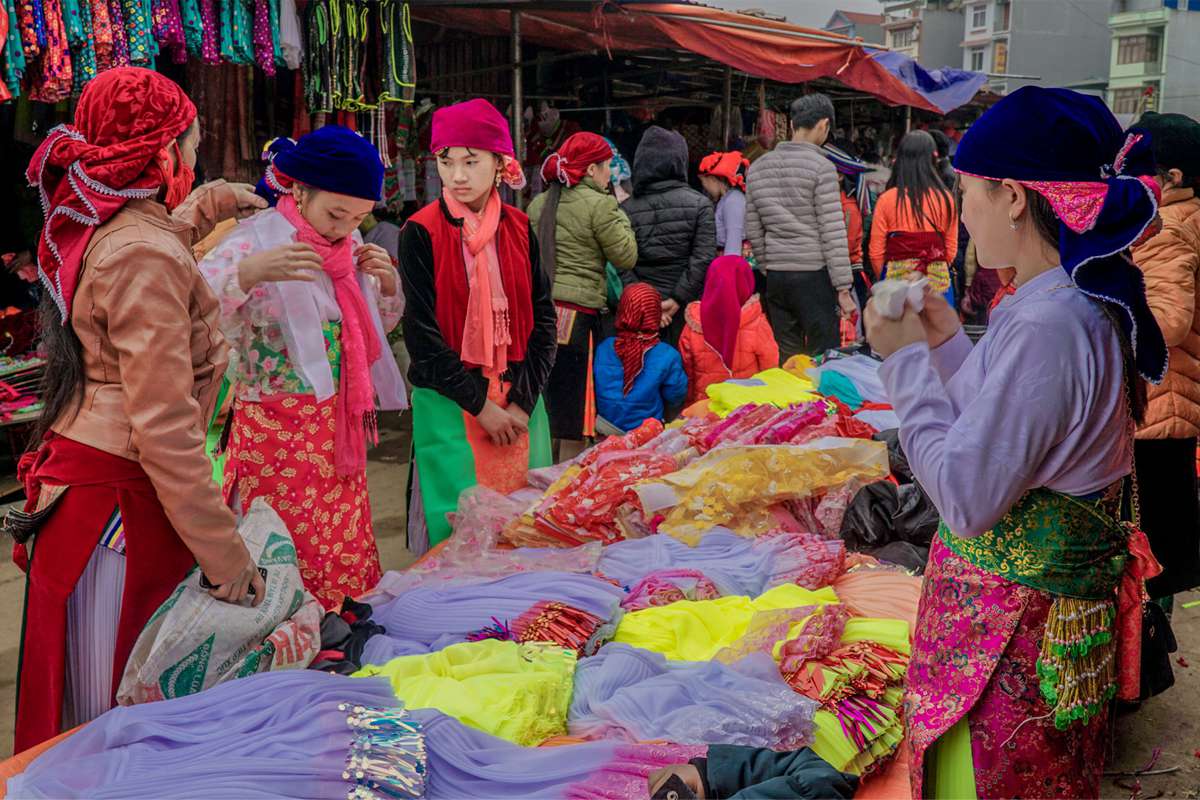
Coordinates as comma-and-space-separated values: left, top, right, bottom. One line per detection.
1129, 111, 1200, 603
679, 255, 780, 405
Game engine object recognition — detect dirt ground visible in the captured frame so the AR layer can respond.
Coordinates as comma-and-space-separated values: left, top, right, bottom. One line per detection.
0, 416, 1199, 798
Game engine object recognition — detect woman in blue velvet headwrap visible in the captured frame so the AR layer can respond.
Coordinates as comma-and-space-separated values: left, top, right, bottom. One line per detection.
864, 87, 1167, 798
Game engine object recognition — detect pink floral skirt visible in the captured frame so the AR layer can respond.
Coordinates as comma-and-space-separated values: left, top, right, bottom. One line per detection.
906, 537, 1107, 798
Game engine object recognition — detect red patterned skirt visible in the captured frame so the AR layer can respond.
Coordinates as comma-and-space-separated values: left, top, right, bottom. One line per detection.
222, 395, 381, 610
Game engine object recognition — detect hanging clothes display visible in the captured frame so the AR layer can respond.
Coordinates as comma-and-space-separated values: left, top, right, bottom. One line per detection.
120, 0, 155, 64
28, 0, 72, 103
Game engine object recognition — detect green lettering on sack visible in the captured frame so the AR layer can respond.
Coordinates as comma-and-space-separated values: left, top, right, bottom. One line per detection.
258, 532, 298, 566
160, 632, 214, 699
146, 581, 189, 628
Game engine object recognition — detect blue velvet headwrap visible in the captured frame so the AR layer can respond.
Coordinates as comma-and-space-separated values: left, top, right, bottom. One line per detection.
954, 86, 1167, 382
254, 137, 297, 207
272, 124, 384, 202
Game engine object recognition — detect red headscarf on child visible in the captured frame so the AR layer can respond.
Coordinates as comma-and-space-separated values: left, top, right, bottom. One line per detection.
614, 283, 662, 394
701, 256, 756, 370
541, 132, 613, 187
27, 67, 198, 321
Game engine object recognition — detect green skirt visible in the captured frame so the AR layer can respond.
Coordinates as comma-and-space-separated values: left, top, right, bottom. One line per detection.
410, 387, 551, 546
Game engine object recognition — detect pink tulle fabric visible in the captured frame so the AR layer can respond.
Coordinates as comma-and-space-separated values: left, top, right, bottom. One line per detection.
621, 569, 721, 611
565, 744, 707, 800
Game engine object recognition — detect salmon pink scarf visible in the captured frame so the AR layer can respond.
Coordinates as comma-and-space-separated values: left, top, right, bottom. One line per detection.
276, 194, 380, 476
443, 188, 512, 380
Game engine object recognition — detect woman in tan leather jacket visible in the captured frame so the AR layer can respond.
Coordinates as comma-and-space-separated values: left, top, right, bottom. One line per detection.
11, 68, 267, 750
1130, 111, 1200, 604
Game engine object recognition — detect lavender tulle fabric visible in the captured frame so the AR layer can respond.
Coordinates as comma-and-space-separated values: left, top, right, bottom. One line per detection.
362, 571, 626, 664
7, 672, 406, 799
411, 707, 705, 799
598, 529, 818, 596
568, 643, 817, 749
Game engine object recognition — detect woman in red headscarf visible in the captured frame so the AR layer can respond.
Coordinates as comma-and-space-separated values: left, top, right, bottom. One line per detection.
399, 99, 557, 552
699, 151, 750, 259
593, 282, 688, 433
12, 67, 267, 750
678, 255, 780, 405
528, 132, 638, 454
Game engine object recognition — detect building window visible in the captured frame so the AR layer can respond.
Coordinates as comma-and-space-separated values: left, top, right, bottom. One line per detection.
891, 26, 914, 49
995, 1, 1010, 32
1112, 87, 1146, 114
1116, 34, 1161, 66
993, 40, 1008, 74
971, 5, 987, 29
970, 47, 985, 72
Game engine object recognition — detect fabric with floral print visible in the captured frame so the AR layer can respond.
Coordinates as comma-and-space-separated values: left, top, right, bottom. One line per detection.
29, 0, 71, 103
223, 395, 381, 610
906, 536, 1108, 798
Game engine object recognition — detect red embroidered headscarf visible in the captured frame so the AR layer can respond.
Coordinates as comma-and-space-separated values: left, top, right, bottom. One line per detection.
541, 132, 612, 188
27, 67, 198, 321
614, 282, 662, 394
699, 151, 749, 192
701, 256, 756, 370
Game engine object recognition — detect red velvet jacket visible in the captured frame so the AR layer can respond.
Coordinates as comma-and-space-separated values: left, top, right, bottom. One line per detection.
400, 197, 557, 416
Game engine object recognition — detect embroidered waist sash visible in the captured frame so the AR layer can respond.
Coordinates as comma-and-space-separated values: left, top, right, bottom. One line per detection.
939, 488, 1129, 729
882, 231, 951, 294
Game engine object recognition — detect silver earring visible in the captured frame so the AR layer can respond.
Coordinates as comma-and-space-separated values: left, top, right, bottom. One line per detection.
1009, 219, 1019, 230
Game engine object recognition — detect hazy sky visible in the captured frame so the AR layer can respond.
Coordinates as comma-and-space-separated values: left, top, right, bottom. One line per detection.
716, 0, 884, 28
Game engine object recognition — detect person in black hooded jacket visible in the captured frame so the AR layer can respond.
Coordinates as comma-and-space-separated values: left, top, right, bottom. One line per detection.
621, 125, 717, 345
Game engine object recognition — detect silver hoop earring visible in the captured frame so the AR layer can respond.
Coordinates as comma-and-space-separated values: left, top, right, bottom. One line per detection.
1009, 219, 1019, 231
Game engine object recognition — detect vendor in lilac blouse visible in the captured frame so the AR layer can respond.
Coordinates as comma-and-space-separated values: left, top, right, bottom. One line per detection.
864, 87, 1168, 799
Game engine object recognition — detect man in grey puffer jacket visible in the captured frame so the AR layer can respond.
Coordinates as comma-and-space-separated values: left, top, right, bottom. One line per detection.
622, 125, 717, 345
746, 94, 856, 360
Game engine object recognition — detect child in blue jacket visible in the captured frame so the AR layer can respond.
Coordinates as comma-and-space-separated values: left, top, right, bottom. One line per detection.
594, 283, 688, 433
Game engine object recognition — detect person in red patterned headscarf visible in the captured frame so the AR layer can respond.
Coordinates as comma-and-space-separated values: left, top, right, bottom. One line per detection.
15, 67, 267, 750
593, 282, 688, 433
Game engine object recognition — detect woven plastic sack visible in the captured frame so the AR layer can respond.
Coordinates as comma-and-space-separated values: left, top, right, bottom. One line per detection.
117, 498, 319, 705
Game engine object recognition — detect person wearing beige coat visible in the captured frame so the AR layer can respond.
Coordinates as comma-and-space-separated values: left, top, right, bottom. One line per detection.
1130, 111, 1200, 601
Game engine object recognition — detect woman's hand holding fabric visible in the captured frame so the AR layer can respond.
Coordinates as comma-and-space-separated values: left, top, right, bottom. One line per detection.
919, 287, 962, 348
477, 400, 521, 446
236, 243, 324, 293
864, 299, 926, 359
355, 243, 399, 296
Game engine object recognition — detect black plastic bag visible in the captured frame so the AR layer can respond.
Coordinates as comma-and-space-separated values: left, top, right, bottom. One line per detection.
840, 481, 940, 551
872, 429, 913, 484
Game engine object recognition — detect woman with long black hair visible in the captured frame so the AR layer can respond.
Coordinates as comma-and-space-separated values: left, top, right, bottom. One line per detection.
869, 130, 959, 304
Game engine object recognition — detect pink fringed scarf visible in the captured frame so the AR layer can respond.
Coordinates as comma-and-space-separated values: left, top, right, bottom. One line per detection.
443, 189, 512, 380
277, 194, 380, 476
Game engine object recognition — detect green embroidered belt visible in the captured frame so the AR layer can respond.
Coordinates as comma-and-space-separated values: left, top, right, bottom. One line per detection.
938, 487, 1127, 600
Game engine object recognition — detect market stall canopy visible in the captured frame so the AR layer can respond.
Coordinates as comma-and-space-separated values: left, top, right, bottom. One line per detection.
409, 2, 987, 114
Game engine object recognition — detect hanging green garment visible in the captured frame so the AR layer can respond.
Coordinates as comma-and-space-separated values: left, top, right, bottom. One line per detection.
302, 0, 333, 112
204, 376, 232, 486
267, 0, 282, 67
377, 0, 415, 104
2, 0, 27, 97
925, 718, 978, 800
121, 0, 157, 65
180, 0, 203, 55
220, 0, 253, 64
61, 0, 97, 93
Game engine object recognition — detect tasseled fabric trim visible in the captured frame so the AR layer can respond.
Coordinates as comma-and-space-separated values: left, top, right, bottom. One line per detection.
1036, 597, 1118, 729
341, 704, 426, 799
511, 601, 605, 657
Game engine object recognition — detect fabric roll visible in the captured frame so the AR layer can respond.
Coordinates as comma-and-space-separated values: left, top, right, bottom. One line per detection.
8, 671, 424, 799
366, 571, 625, 655
568, 643, 817, 749
353, 639, 577, 746
411, 707, 705, 800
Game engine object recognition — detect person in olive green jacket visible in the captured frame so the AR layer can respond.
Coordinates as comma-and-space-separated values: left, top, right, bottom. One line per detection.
528, 132, 638, 454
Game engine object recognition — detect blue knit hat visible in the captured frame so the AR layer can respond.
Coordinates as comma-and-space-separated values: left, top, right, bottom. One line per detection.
273, 125, 384, 202
954, 86, 1166, 382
